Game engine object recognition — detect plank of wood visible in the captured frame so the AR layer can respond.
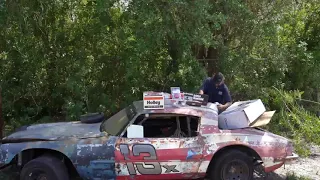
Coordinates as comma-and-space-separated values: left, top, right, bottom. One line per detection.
250, 111, 276, 127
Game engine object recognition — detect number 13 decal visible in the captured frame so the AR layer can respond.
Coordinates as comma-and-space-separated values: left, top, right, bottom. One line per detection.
119, 144, 162, 175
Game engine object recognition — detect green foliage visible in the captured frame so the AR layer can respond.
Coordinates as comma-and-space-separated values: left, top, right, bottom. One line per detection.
0, 0, 320, 155
0, 0, 209, 134
214, 0, 320, 155
261, 87, 320, 156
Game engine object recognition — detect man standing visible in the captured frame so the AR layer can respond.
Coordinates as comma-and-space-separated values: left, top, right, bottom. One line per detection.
199, 72, 232, 112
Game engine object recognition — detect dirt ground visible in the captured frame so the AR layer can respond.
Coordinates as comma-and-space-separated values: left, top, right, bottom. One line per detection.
272, 156, 320, 180
261, 144, 320, 180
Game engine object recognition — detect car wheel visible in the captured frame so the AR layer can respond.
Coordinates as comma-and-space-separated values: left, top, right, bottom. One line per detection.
207, 149, 254, 180
20, 155, 69, 180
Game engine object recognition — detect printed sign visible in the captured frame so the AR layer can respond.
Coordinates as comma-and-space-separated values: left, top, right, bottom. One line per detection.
143, 93, 164, 109
170, 87, 182, 100
183, 93, 209, 105
183, 93, 194, 101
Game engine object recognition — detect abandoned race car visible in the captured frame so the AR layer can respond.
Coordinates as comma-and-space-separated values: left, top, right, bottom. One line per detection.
0, 91, 298, 180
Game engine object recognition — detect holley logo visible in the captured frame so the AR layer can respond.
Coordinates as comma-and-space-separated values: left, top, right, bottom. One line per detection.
143, 95, 164, 109
146, 100, 160, 105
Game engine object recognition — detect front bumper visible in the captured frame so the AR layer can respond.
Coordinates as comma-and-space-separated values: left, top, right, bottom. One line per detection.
284, 153, 299, 164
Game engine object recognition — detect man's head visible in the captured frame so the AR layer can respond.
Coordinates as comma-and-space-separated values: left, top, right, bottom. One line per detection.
212, 72, 225, 87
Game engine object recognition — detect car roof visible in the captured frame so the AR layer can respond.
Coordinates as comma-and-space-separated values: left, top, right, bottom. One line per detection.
132, 100, 218, 118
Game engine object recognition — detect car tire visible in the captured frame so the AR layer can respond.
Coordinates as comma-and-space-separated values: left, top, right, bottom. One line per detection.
15, 125, 29, 132
207, 149, 254, 180
80, 112, 104, 124
20, 155, 69, 180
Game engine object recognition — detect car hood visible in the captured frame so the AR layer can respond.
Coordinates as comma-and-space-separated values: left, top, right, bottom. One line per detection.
3, 121, 103, 140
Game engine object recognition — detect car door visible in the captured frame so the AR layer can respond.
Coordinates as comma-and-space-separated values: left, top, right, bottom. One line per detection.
114, 112, 205, 180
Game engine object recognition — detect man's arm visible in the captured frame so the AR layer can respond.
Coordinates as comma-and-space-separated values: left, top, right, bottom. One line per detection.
218, 85, 232, 111
218, 102, 232, 111
199, 78, 208, 94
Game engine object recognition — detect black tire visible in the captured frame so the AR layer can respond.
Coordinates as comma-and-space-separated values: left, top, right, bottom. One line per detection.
15, 125, 29, 132
80, 112, 104, 124
207, 149, 254, 180
20, 155, 69, 180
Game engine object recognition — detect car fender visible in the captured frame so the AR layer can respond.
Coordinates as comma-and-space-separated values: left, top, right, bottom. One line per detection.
198, 128, 289, 174
0, 140, 76, 166
0, 136, 119, 179
200, 142, 262, 172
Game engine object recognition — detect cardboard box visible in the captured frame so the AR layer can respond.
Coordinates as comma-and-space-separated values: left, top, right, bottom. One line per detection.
250, 111, 276, 127
218, 99, 266, 129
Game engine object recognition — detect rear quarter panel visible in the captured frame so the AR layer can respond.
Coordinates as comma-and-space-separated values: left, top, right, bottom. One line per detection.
199, 113, 289, 173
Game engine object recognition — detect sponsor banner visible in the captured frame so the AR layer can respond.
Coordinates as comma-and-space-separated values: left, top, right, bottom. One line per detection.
183, 93, 194, 101
143, 92, 164, 109
183, 93, 209, 105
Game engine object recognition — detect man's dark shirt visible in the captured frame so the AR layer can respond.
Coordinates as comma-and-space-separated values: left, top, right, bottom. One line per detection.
200, 77, 232, 104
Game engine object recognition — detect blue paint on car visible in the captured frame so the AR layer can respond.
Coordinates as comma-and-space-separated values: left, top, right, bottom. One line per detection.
0, 121, 119, 180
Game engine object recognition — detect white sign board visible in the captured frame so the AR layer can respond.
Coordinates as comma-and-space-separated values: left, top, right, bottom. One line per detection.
170, 87, 182, 100
127, 124, 144, 138
143, 93, 164, 109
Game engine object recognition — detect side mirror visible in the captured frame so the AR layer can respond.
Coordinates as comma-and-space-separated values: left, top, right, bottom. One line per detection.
127, 124, 144, 138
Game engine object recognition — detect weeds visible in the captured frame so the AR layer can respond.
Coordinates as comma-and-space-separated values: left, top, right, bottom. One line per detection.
286, 172, 312, 180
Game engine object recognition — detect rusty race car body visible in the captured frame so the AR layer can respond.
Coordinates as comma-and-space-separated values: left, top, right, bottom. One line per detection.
0, 93, 298, 180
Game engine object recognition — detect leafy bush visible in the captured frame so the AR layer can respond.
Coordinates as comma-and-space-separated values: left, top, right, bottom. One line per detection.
262, 87, 320, 156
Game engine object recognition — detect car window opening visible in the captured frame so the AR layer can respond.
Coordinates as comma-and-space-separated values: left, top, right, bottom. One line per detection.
123, 114, 200, 138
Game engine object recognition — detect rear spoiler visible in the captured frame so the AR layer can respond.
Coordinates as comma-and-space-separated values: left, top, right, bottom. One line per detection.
249, 111, 276, 127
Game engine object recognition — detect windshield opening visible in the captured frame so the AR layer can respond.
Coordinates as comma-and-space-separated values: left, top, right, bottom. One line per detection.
100, 104, 137, 136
